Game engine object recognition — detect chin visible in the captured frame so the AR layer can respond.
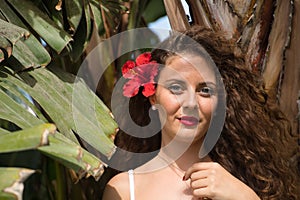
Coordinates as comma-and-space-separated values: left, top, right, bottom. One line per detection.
173, 129, 205, 143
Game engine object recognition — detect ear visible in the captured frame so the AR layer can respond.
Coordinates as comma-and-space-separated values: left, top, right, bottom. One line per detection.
148, 94, 156, 105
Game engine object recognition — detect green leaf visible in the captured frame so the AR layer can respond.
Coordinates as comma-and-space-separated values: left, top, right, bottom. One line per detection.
0, 167, 35, 200
38, 132, 105, 181
0, 49, 4, 63
0, 66, 117, 158
0, 8, 6, 20
39, 0, 65, 30
100, 1, 124, 30
0, 123, 56, 153
69, 1, 92, 62
0, 0, 31, 30
32, 67, 116, 157
12, 36, 51, 68
90, 0, 105, 35
0, 127, 10, 135
127, 0, 144, 29
0, 18, 51, 68
21, 36, 51, 67
0, 67, 77, 141
0, 88, 43, 129
0, 37, 12, 62
143, 0, 166, 23
65, 0, 83, 32
6, 0, 72, 53
0, 18, 30, 44
0, 81, 48, 122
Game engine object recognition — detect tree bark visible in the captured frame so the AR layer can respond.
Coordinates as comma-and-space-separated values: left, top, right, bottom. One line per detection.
279, 0, 300, 137
163, 0, 190, 31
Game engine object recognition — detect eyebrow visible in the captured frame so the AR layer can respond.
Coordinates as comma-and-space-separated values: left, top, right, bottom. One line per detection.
163, 79, 216, 85
162, 79, 186, 85
197, 81, 217, 87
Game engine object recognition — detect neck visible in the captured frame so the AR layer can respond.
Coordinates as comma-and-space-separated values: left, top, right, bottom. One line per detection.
159, 136, 210, 171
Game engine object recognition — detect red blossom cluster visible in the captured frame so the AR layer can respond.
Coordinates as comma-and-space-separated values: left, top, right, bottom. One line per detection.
121, 52, 159, 97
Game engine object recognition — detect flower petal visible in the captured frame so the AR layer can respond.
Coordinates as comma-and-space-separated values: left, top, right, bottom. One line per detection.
123, 79, 140, 97
136, 52, 152, 66
149, 63, 159, 81
142, 83, 156, 97
122, 60, 136, 76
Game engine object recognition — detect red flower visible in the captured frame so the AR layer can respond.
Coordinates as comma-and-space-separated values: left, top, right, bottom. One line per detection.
121, 52, 159, 98
121, 60, 136, 78
142, 82, 156, 97
136, 52, 152, 66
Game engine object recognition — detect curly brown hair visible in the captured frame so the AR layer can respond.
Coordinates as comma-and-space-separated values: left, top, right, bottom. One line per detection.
102, 26, 298, 199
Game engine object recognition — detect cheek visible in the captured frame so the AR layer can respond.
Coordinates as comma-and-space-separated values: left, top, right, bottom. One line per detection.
198, 97, 217, 118
156, 91, 181, 116
161, 98, 181, 116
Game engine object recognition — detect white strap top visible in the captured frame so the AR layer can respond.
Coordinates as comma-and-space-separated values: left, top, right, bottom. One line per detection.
128, 169, 135, 200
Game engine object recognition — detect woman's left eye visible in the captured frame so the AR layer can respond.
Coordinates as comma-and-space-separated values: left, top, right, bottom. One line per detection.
198, 86, 215, 97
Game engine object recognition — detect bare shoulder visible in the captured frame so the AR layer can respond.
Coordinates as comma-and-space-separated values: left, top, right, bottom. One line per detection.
102, 172, 130, 200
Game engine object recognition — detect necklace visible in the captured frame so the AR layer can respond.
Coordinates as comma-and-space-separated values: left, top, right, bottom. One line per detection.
157, 154, 191, 188
158, 154, 185, 175
158, 154, 211, 200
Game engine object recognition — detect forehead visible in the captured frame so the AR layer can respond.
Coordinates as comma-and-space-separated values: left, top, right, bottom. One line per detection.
158, 55, 216, 83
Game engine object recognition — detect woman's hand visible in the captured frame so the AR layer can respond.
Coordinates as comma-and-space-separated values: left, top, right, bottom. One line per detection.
183, 162, 260, 200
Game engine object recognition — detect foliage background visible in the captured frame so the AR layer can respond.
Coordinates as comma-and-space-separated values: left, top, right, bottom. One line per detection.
0, 0, 166, 199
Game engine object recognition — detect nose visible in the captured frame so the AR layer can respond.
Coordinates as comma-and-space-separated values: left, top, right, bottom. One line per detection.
182, 90, 198, 109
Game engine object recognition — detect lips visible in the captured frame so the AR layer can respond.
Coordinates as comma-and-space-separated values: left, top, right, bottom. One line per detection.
178, 116, 199, 126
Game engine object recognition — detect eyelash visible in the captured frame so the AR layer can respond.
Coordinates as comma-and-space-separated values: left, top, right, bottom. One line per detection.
168, 84, 184, 94
198, 86, 215, 97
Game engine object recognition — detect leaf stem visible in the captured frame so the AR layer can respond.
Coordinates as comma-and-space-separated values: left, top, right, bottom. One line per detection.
55, 162, 66, 200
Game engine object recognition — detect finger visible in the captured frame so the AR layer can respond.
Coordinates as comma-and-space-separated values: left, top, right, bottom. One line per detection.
192, 187, 213, 199
183, 162, 213, 181
190, 177, 209, 189
190, 170, 209, 182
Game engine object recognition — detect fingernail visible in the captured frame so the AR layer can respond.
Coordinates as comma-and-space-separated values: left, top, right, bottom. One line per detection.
182, 175, 185, 181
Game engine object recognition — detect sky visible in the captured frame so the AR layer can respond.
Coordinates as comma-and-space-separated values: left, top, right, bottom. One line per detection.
148, 0, 190, 41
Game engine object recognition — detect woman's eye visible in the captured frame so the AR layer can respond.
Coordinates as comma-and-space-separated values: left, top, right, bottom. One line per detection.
199, 86, 215, 97
168, 84, 183, 94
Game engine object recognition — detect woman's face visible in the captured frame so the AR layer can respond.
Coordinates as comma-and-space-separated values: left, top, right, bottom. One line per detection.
150, 55, 217, 145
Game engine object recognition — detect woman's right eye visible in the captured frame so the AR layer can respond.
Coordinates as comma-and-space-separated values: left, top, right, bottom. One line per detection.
168, 84, 184, 94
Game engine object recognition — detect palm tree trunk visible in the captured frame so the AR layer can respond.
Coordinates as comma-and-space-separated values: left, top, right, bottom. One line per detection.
279, 0, 300, 140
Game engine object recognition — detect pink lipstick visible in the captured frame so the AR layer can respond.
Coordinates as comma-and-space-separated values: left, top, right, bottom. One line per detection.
178, 116, 199, 126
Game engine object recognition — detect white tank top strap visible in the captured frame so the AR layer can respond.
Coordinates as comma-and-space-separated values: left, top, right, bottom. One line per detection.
128, 169, 135, 200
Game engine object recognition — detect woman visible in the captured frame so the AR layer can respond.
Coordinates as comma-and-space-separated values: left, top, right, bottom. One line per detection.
102, 26, 297, 199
